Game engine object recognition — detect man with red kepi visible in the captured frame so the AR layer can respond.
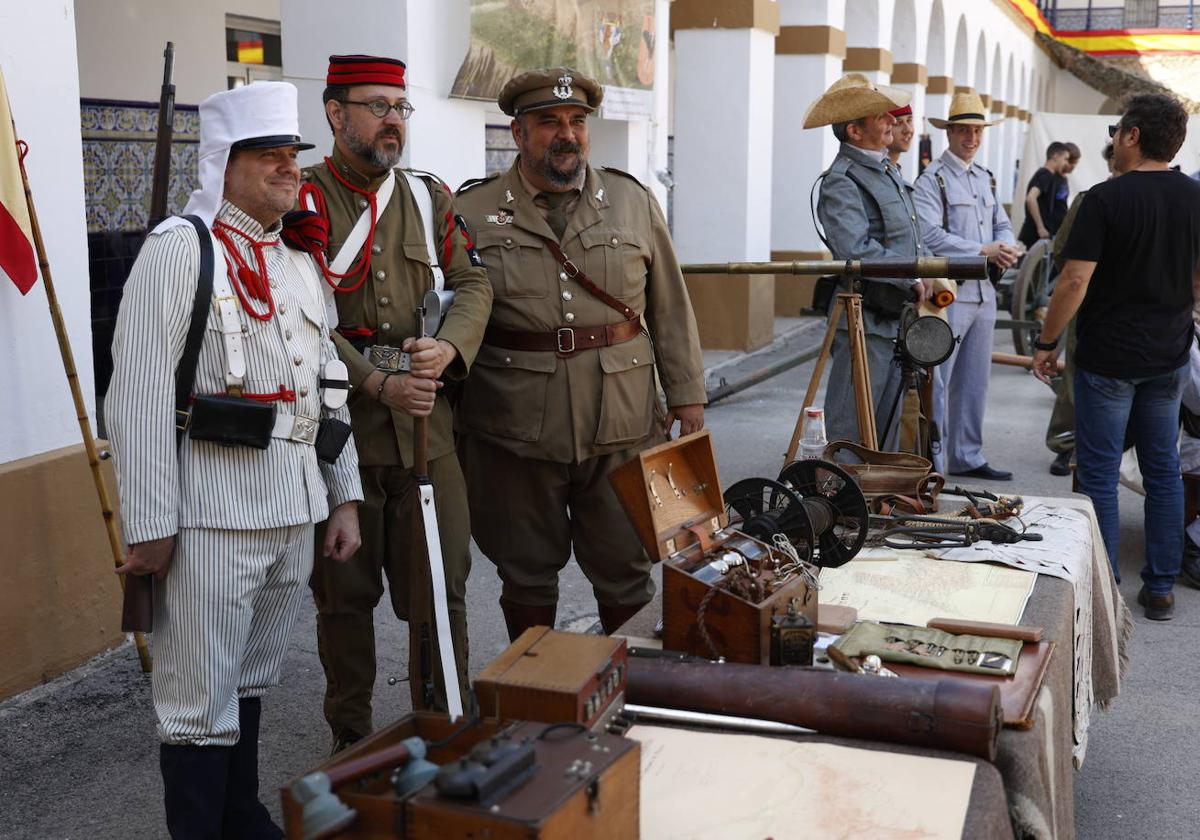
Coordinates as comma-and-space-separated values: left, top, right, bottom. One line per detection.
296, 54, 491, 751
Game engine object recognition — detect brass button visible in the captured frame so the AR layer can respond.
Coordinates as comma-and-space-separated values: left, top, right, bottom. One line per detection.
279, 303, 287, 314
632, 357, 639, 364
299, 387, 309, 397
379, 296, 390, 306
372, 244, 383, 255
559, 272, 569, 282
564, 312, 575, 323
285, 329, 293, 340
611, 236, 619, 245
359, 198, 369, 209
381, 322, 392, 331
504, 356, 512, 364
241, 324, 249, 334
375, 270, 386, 280
562, 290, 573, 301
505, 237, 513, 246
269, 280, 277, 288
293, 354, 303, 366
911, 215, 916, 222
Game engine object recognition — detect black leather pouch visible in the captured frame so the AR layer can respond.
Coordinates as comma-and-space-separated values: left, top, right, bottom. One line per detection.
188, 395, 274, 449
859, 279, 912, 320
315, 417, 353, 464
809, 275, 838, 315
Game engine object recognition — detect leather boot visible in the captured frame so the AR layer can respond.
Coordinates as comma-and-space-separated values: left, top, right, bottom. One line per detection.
597, 602, 647, 635
223, 697, 284, 839
499, 597, 557, 642
160, 742, 231, 839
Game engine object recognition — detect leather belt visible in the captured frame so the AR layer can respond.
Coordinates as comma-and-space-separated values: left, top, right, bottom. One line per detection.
484, 317, 642, 358
271, 413, 319, 445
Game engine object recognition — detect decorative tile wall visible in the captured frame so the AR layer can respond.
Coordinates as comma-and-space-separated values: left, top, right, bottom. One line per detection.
81, 98, 200, 233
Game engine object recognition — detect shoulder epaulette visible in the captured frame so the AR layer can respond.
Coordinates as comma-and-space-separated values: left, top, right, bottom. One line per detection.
600, 166, 649, 189
456, 174, 498, 194
828, 155, 853, 174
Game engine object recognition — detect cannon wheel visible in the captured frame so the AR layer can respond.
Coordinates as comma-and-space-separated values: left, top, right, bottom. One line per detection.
1009, 238, 1053, 356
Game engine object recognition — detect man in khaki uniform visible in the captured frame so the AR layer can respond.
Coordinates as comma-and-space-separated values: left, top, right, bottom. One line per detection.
299, 55, 491, 748
455, 67, 705, 640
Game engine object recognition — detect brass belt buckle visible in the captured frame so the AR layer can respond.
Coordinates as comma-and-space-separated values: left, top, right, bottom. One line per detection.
556, 327, 576, 354
367, 345, 412, 372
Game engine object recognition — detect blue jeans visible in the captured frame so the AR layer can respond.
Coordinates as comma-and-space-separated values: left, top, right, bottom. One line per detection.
1074, 364, 1185, 593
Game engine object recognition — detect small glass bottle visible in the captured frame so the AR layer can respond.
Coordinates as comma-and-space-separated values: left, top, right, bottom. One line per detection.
799, 406, 827, 460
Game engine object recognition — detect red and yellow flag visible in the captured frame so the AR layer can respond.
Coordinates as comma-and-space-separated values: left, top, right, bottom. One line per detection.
0, 66, 36, 295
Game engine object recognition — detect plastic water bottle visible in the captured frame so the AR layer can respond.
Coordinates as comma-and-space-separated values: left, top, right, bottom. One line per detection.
799, 406, 828, 460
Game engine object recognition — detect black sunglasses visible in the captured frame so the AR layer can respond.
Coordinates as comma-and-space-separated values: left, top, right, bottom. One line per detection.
1108, 123, 1120, 138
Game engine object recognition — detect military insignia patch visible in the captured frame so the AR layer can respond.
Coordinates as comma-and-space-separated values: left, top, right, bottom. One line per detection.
485, 210, 514, 225
553, 75, 573, 100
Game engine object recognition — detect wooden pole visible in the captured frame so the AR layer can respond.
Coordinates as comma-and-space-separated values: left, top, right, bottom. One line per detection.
14, 135, 152, 672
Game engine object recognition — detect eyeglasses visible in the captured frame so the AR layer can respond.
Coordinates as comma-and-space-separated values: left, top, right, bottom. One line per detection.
342, 99, 415, 120
1108, 123, 1120, 138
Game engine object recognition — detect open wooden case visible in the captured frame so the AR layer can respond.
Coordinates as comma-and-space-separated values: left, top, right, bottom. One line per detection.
609, 430, 817, 665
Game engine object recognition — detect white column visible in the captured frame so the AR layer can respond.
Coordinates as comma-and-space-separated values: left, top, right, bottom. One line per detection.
924, 89, 950, 161
674, 27, 776, 262
772, 0, 846, 255
281, 0, 485, 188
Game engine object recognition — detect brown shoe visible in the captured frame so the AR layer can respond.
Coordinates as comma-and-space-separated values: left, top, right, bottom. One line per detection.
499, 598, 557, 642
1137, 586, 1175, 621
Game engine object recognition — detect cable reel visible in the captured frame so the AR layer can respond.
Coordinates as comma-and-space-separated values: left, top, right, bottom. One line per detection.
723, 460, 869, 568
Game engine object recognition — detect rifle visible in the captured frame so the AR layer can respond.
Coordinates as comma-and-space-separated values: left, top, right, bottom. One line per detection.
680, 256, 989, 279
121, 42, 175, 637
625, 653, 1003, 760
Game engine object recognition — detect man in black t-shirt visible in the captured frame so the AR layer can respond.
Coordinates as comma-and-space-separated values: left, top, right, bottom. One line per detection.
1033, 94, 1200, 621
1018, 141, 1074, 247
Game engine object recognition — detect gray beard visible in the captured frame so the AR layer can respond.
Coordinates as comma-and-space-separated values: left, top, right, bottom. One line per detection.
344, 122, 403, 170
525, 143, 586, 187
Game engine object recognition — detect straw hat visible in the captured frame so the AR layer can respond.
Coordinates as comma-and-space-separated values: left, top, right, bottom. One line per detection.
928, 90, 999, 128
802, 74, 911, 129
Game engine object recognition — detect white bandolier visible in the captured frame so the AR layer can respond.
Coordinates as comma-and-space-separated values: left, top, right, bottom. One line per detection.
106, 82, 363, 838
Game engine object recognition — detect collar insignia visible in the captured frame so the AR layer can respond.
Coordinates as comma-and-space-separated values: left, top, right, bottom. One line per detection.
594, 187, 604, 202
505, 188, 514, 203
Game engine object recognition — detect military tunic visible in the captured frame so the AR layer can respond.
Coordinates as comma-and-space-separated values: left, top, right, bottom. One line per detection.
913, 149, 1016, 473
106, 200, 364, 746
454, 160, 705, 608
301, 147, 491, 731
817, 142, 928, 449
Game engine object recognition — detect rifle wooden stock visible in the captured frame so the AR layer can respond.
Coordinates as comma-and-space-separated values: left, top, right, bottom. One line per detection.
626, 657, 1003, 761
680, 257, 988, 280
121, 574, 153, 633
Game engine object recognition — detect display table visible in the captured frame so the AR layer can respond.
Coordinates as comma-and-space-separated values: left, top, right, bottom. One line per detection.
618, 495, 1129, 840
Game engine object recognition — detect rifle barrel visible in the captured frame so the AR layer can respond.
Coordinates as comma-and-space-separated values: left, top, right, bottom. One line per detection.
147, 41, 176, 230
681, 256, 988, 279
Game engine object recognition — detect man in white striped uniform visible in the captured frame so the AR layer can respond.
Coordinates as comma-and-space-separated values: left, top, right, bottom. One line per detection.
106, 82, 364, 838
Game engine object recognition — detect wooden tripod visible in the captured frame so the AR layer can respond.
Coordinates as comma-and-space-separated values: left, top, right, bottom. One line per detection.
785, 293, 877, 465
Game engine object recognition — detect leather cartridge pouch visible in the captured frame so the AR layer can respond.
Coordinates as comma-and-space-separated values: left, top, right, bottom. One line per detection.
187, 395, 274, 449
856, 278, 912, 320
315, 417, 352, 464
822, 440, 943, 506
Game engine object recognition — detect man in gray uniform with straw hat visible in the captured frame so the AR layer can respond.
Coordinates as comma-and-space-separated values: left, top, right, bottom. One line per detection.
914, 89, 1020, 480
804, 74, 931, 450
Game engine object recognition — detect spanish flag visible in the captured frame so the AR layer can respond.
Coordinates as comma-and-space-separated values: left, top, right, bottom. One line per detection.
0, 67, 36, 294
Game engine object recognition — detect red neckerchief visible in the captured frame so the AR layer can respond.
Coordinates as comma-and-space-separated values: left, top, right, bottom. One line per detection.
295, 156, 378, 294
212, 220, 277, 322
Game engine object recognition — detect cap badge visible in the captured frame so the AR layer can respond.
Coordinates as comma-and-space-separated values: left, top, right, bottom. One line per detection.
553, 75, 574, 100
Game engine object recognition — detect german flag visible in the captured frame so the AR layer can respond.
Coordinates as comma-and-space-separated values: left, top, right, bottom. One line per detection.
237, 39, 265, 64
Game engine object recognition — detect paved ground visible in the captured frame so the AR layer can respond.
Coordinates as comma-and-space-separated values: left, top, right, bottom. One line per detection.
0, 327, 1188, 838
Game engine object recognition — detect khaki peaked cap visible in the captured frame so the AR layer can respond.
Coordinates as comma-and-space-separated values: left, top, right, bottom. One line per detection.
803, 73, 911, 129
929, 90, 999, 128
499, 67, 603, 117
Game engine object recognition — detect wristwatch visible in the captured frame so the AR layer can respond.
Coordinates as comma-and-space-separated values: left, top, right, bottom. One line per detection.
1033, 337, 1059, 352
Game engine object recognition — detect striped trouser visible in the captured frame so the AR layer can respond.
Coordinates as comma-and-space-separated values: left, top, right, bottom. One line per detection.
152, 524, 314, 746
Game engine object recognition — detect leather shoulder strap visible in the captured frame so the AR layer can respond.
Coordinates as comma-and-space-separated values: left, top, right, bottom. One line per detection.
174, 214, 214, 446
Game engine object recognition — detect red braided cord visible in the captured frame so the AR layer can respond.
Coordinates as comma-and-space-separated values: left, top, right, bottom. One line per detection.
212, 222, 275, 322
